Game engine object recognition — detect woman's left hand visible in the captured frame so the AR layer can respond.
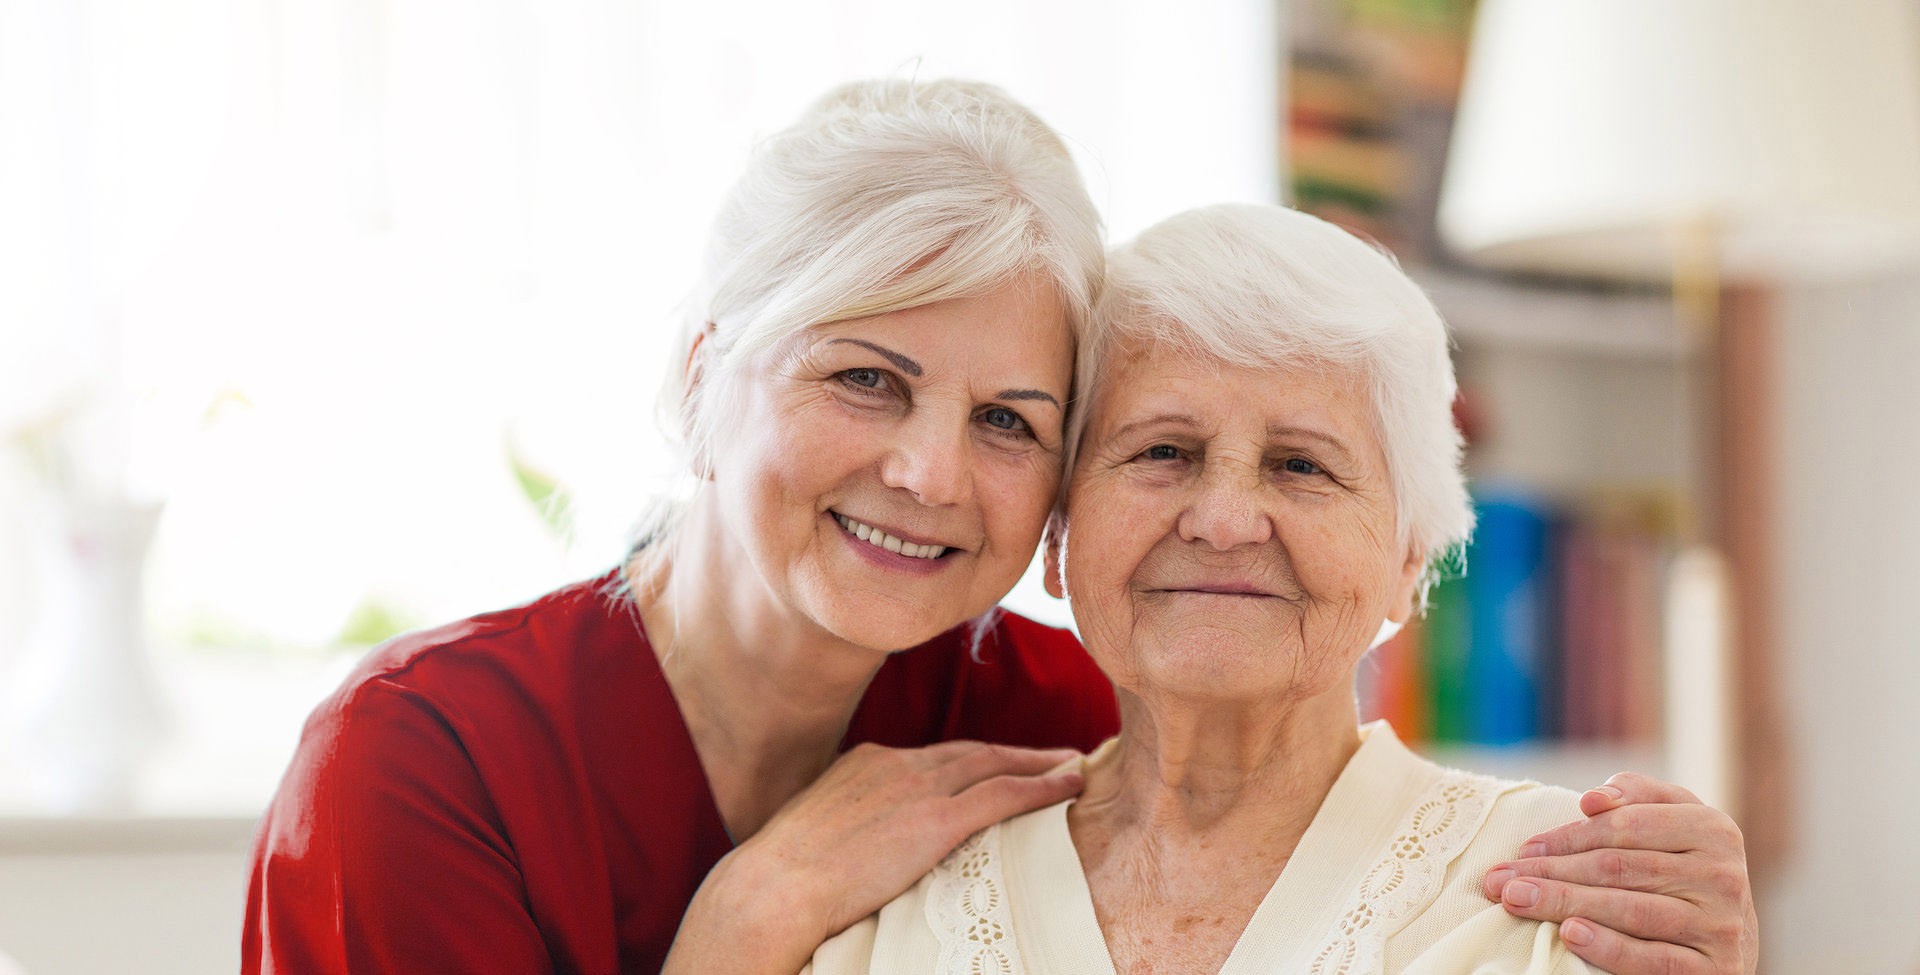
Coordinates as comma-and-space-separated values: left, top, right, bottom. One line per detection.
1481, 772, 1758, 975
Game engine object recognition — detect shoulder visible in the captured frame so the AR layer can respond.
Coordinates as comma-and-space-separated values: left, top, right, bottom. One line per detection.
1370, 732, 1594, 973
1357, 726, 1584, 855
318, 569, 639, 727
268, 568, 656, 816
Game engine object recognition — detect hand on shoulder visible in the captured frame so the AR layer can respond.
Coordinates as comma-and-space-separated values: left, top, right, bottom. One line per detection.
663, 740, 1084, 975
1482, 772, 1757, 975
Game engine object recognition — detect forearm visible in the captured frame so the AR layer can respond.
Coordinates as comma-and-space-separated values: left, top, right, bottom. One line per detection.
662, 847, 825, 975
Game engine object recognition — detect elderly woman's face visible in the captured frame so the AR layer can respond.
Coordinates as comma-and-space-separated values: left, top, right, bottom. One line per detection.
707, 271, 1073, 652
1051, 346, 1423, 704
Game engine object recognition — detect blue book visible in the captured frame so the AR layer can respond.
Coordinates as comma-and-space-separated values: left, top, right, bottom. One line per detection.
1464, 493, 1551, 744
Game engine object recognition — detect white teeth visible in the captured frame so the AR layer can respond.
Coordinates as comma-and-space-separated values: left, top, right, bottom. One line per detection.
834, 513, 948, 560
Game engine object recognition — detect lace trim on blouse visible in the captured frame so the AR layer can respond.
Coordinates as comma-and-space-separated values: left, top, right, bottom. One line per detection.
923, 766, 1503, 975
1307, 766, 1504, 975
926, 824, 1023, 975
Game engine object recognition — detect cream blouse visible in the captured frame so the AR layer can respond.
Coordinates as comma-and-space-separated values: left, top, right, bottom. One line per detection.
806, 722, 1602, 975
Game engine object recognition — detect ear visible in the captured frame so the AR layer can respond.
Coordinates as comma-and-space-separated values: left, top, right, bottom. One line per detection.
1385, 542, 1425, 625
683, 324, 718, 479
1041, 512, 1068, 600
683, 323, 716, 401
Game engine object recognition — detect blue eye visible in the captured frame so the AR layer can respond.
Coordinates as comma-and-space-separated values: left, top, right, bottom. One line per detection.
843, 368, 884, 389
981, 406, 1028, 432
1282, 457, 1322, 475
1143, 444, 1180, 461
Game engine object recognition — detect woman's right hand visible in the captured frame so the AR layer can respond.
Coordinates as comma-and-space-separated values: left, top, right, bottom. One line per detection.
661, 740, 1086, 975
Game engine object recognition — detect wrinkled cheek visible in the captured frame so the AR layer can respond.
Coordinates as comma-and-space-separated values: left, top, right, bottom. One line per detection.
1075, 604, 1139, 688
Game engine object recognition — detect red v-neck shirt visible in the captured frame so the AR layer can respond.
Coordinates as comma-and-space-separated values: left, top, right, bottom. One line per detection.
242, 571, 1118, 973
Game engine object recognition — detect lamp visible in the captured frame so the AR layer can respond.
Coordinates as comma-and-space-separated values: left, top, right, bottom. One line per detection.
1435, 0, 1920, 846
1438, 0, 1920, 285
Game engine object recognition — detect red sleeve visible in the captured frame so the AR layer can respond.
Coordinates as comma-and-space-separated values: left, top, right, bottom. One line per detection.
243, 678, 554, 974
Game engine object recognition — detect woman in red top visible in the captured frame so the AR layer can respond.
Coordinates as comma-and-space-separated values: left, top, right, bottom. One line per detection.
245, 79, 1755, 974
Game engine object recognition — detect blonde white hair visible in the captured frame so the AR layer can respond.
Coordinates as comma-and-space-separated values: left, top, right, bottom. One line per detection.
1074, 203, 1473, 591
637, 77, 1105, 549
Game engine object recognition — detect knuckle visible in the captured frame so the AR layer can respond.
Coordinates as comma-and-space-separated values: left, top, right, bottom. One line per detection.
1708, 915, 1744, 948
1510, 856, 1549, 878
1605, 803, 1650, 836
1722, 818, 1748, 855
1710, 865, 1748, 904
1595, 849, 1634, 888
1532, 879, 1570, 915
1699, 806, 1738, 841
1609, 771, 1650, 791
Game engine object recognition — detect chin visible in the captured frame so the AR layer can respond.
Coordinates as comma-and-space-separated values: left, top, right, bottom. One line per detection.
812, 594, 978, 654
1136, 658, 1293, 703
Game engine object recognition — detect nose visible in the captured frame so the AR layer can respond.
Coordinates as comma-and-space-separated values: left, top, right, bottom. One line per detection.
1177, 463, 1273, 551
879, 412, 973, 507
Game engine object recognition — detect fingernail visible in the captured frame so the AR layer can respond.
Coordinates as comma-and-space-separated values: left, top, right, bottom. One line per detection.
1486, 867, 1515, 892
1519, 841, 1548, 859
1589, 785, 1624, 801
1503, 879, 1540, 908
1562, 918, 1595, 946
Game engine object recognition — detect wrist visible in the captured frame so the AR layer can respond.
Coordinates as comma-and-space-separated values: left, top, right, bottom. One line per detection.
666, 843, 827, 975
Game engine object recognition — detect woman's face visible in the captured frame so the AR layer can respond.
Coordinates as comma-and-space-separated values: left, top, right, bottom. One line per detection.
1048, 345, 1424, 706
706, 271, 1073, 652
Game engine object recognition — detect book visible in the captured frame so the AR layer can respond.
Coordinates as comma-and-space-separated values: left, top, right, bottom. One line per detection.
1463, 493, 1551, 745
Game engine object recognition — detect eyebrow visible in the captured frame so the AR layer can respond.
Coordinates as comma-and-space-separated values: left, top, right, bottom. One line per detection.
1108, 413, 1202, 442
1104, 414, 1359, 462
829, 338, 1061, 408
1267, 424, 1358, 464
830, 338, 921, 377
996, 388, 1062, 409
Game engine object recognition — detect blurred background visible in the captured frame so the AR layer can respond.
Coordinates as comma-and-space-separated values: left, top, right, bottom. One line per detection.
1, 0, 1915, 971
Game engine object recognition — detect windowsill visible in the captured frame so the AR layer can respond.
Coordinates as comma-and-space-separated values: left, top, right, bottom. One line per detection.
0, 649, 357, 847
0, 814, 257, 855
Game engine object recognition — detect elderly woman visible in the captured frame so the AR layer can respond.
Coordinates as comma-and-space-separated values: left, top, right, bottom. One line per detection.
806, 203, 1749, 974
245, 81, 1753, 975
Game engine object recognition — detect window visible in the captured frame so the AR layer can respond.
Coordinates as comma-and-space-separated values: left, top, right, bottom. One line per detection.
0, 0, 1279, 813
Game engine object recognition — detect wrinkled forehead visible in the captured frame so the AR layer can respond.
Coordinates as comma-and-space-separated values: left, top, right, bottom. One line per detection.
1050, 334, 1390, 523
1075, 334, 1372, 436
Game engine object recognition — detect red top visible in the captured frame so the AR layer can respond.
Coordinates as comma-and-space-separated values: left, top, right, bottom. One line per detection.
242, 571, 1117, 974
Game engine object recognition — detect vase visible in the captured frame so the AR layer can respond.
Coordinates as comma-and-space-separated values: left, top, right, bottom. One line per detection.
4, 495, 171, 813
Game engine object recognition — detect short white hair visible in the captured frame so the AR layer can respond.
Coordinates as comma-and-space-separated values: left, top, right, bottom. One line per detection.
1073, 203, 1473, 591
658, 78, 1105, 490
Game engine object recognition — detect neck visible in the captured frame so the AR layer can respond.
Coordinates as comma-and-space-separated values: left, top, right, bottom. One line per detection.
631, 496, 890, 841
1065, 690, 1363, 975
1073, 688, 1361, 847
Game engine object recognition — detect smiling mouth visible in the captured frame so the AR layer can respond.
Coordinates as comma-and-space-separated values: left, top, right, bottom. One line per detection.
832, 512, 952, 560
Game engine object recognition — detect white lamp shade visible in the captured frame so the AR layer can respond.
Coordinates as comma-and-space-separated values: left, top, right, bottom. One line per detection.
1438, 0, 1920, 282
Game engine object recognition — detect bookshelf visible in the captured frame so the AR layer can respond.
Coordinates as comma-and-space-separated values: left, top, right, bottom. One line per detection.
1285, 1, 1736, 803
1399, 266, 1716, 797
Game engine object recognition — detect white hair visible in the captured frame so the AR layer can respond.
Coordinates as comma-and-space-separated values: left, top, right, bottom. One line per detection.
1073, 203, 1473, 593
636, 77, 1105, 549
